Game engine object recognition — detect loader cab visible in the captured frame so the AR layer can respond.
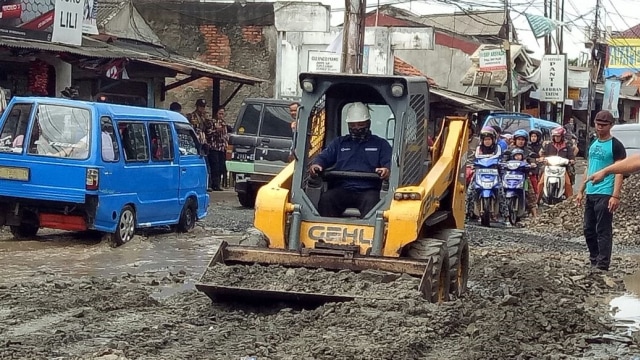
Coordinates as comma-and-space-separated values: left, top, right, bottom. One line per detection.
291, 73, 429, 225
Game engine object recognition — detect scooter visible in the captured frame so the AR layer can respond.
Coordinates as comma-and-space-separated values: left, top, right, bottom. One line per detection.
471, 157, 502, 227
542, 155, 570, 205
501, 158, 532, 226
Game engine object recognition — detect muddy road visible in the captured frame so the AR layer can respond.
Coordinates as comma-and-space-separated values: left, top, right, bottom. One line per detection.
1, 190, 640, 360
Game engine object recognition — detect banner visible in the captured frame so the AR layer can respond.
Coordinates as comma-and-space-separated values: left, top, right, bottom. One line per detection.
82, 0, 98, 35
0, 0, 54, 41
603, 78, 621, 118
479, 49, 507, 71
52, 0, 85, 46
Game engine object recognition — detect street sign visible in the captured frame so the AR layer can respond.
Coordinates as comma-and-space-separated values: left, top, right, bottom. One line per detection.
539, 54, 566, 102
307, 51, 340, 73
479, 49, 507, 71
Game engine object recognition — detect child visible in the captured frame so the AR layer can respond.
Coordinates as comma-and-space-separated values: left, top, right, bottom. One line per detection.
509, 148, 538, 217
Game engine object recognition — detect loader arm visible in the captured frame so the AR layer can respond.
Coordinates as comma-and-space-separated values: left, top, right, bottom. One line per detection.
383, 117, 469, 257
253, 161, 295, 249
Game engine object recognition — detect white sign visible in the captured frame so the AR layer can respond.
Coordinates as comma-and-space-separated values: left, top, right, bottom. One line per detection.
308, 51, 341, 73
539, 55, 567, 102
567, 68, 590, 88
52, 0, 85, 46
479, 49, 507, 71
83, 0, 99, 35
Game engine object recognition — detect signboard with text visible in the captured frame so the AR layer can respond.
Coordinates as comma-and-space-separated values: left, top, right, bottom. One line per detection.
0, 0, 89, 45
539, 54, 566, 102
307, 51, 341, 73
479, 49, 507, 71
605, 38, 640, 77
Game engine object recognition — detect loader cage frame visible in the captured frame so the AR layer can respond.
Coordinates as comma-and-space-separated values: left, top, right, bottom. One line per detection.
291, 73, 430, 228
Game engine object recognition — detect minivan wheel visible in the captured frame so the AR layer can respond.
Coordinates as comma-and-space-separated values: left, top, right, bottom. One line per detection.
110, 205, 136, 247
238, 190, 256, 208
10, 223, 39, 239
177, 199, 197, 233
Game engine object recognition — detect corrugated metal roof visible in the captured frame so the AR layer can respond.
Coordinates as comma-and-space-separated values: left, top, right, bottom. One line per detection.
96, 0, 127, 27
420, 10, 505, 37
431, 87, 504, 112
0, 36, 265, 85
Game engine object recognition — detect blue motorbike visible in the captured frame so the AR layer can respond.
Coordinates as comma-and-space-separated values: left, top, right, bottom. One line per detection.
471, 157, 501, 227
501, 159, 532, 226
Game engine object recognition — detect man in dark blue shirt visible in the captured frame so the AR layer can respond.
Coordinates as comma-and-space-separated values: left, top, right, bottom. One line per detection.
310, 102, 392, 218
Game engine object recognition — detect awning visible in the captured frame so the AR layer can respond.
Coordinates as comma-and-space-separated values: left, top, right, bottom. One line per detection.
431, 87, 504, 112
0, 35, 265, 85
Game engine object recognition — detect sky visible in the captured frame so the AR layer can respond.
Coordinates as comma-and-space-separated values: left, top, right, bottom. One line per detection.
317, 0, 639, 60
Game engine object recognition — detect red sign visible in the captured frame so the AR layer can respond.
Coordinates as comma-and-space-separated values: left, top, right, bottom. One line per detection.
0, 0, 54, 41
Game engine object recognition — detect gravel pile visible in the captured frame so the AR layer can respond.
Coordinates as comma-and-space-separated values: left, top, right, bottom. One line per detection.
200, 263, 423, 300
526, 174, 640, 245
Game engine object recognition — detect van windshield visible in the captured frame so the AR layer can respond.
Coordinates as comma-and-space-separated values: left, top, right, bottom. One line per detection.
28, 104, 91, 159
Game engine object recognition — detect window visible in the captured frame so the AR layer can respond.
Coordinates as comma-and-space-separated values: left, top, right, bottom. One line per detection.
118, 122, 149, 162
260, 105, 292, 137
100, 116, 119, 162
175, 123, 199, 156
0, 103, 33, 154
236, 104, 261, 135
28, 104, 91, 159
340, 103, 394, 146
149, 123, 174, 161
499, 118, 529, 134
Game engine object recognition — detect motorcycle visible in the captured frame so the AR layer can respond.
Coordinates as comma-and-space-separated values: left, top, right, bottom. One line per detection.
501, 158, 533, 226
542, 155, 570, 205
471, 157, 502, 227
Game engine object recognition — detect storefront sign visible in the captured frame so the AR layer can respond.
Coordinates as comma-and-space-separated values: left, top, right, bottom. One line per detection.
605, 39, 640, 77
539, 54, 566, 102
479, 49, 507, 71
52, 0, 85, 46
0, 0, 93, 43
307, 51, 340, 73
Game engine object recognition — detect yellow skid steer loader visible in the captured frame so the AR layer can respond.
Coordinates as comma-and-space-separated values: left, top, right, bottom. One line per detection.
196, 73, 470, 304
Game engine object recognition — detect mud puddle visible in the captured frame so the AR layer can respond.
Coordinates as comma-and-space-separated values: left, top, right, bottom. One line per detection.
0, 227, 241, 287
610, 271, 640, 336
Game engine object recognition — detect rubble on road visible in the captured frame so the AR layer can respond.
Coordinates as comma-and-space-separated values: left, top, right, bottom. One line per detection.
526, 174, 640, 245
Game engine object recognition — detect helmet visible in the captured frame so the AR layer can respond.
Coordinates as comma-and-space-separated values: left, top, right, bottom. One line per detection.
480, 126, 497, 139
513, 129, 529, 142
551, 126, 565, 138
510, 148, 525, 158
345, 102, 371, 123
529, 129, 542, 140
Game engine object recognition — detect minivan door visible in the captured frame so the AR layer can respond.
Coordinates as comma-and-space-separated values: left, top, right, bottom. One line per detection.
254, 104, 293, 175
175, 124, 208, 212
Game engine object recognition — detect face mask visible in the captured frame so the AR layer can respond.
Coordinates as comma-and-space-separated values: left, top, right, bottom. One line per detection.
349, 126, 371, 142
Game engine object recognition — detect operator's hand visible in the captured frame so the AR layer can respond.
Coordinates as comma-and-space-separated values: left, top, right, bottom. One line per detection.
608, 196, 620, 213
575, 191, 584, 207
310, 164, 323, 175
375, 167, 390, 179
588, 170, 606, 184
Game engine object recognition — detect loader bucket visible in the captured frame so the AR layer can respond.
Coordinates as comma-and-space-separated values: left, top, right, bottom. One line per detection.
195, 241, 436, 305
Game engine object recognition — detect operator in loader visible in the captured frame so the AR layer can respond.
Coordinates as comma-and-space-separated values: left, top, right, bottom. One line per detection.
309, 102, 392, 218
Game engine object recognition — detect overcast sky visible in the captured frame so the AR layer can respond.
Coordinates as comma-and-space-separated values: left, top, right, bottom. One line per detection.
316, 0, 638, 60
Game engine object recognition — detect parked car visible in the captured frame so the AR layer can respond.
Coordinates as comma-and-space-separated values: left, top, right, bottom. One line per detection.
483, 112, 560, 139
226, 98, 294, 207
0, 97, 209, 245
611, 123, 640, 157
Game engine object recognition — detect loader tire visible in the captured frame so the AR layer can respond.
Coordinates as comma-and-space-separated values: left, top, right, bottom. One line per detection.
407, 239, 451, 303
434, 229, 470, 297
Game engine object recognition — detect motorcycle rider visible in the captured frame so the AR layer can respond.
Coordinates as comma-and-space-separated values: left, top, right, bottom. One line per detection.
528, 129, 544, 195
537, 126, 575, 203
466, 126, 509, 222
509, 130, 538, 217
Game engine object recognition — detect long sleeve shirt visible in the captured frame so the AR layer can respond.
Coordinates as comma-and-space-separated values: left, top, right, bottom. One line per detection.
313, 135, 392, 191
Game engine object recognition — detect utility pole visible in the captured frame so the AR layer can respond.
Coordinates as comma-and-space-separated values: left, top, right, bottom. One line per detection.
504, 0, 513, 112
586, 0, 602, 149
341, 0, 367, 73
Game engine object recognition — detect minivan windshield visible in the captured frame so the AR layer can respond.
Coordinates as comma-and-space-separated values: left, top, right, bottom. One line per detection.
28, 104, 91, 159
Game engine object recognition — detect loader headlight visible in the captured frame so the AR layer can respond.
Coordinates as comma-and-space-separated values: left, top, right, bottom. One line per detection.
302, 78, 315, 93
390, 83, 404, 97
394, 192, 421, 200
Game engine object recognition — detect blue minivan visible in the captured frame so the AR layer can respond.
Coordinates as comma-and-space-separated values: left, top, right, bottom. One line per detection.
0, 97, 209, 246
483, 112, 560, 138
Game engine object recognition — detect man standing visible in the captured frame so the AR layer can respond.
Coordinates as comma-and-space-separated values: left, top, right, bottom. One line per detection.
205, 107, 228, 191
576, 110, 626, 272
186, 99, 209, 145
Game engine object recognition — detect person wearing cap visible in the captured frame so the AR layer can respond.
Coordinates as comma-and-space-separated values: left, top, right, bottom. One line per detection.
186, 99, 210, 145
309, 102, 392, 218
169, 102, 182, 113
576, 110, 626, 272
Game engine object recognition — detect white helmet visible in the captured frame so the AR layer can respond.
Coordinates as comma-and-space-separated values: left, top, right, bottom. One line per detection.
345, 102, 371, 123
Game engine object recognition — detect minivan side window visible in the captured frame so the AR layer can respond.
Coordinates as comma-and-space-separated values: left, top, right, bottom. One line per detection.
100, 116, 119, 162
149, 123, 174, 161
28, 104, 91, 159
175, 123, 199, 156
0, 103, 33, 153
119, 122, 149, 162
260, 105, 293, 138
236, 104, 261, 135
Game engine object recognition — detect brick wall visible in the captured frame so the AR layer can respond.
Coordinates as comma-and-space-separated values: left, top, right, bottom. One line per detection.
136, 2, 276, 122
